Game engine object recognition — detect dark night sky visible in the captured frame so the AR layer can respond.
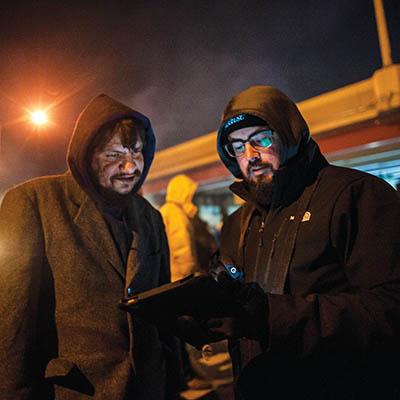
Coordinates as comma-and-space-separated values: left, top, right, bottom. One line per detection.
0, 0, 399, 195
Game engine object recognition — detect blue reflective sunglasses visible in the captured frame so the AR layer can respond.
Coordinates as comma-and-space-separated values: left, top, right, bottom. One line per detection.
224, 129, 275, 158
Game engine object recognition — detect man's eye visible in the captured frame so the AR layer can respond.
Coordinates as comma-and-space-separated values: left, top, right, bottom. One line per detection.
106, 153, 120, 158
231, 142, 244, 150
255, 137, 272, 147
252, 132, 273, 148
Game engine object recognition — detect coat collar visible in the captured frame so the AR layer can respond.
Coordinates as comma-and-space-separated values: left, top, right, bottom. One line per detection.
64, 171, 126, 279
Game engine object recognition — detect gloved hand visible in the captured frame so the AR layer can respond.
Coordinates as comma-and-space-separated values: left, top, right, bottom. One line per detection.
179, 274, 239, 319
172, 315, 226, 350
205, 272, 269, 341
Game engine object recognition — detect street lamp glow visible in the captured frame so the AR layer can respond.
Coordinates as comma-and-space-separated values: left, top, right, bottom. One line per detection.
31, 110, 47, 125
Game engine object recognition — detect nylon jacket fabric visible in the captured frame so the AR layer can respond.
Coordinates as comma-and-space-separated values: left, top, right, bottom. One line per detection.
0, 94, 179, 399
216, 86, 400, 399
159, 175, 199, 281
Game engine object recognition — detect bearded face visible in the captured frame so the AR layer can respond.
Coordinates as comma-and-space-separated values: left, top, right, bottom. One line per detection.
89, 132, 144, 207
246, 162, 277, 207
227, 126, 281, 206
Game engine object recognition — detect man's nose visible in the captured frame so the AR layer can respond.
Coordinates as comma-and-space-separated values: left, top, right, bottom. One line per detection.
120, 154, 136, 172
244, 141, 259, 160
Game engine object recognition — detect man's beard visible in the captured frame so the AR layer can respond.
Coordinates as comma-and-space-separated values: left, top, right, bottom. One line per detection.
246, 161, 277, 207
96, 170, 142, 206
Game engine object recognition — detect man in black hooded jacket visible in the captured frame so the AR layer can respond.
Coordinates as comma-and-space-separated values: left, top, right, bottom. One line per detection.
0, 94, 182, 399
200, 86, 400, 400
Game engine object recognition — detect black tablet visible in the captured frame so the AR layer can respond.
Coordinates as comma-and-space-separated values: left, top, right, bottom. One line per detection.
119, 274, 196, 312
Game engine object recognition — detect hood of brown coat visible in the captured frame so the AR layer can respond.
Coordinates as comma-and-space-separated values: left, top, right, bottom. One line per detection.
66, 93, 156, 198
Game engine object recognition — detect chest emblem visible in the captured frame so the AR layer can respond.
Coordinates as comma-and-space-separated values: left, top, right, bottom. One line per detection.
301, 211, 311, 222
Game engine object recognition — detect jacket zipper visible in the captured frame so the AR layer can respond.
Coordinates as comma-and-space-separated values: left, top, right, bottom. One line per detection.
253, 214, 266, 284
258, 217, 265, 247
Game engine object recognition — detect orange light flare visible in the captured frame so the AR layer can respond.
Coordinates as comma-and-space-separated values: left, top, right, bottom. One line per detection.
15, 104, 57, 145
31, 110, 48, 125
22, 104, 56, 132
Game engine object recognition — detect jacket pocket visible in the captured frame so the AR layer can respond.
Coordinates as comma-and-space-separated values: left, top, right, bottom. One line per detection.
44, 357, 94, 396
45, 357, 76, 378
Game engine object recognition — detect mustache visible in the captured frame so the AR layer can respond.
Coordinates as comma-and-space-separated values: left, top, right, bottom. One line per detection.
111, 170, 142, 180
247, 160, 276, 173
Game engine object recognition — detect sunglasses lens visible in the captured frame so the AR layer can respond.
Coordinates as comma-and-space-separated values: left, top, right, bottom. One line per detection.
225, 130, 274, 157
258, 136, 272, 147
251, 131, 274, 148
225, 143, 242, 157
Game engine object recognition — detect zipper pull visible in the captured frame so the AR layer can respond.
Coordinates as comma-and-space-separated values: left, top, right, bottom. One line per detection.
258, 218, 265, 247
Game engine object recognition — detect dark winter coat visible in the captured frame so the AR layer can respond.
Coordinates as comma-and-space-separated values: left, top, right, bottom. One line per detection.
0, 94, 180, 399
217, 86, 400, 399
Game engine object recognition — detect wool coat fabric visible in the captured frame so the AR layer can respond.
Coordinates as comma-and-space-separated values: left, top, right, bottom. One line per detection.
216, 86, 400, 400
0, 94, 180, 399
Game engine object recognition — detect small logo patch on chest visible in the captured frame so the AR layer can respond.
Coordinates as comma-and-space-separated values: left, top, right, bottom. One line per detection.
301, 211, 311, 222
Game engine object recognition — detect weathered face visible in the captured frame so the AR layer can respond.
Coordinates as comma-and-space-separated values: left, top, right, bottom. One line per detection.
90, 133, 144, 195
227, 125, 281, 183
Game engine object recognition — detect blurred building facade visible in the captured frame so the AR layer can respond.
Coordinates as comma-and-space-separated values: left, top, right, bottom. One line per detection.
142, 65, 400, 232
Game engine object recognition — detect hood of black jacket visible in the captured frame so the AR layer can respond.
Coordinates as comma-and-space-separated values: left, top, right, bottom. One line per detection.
217, 86, 328, 207
66, 93, 156, 201
217, 85, 315, 179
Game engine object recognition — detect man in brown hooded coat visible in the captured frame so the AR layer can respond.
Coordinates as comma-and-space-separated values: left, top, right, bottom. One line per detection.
0, 94, 182, 399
